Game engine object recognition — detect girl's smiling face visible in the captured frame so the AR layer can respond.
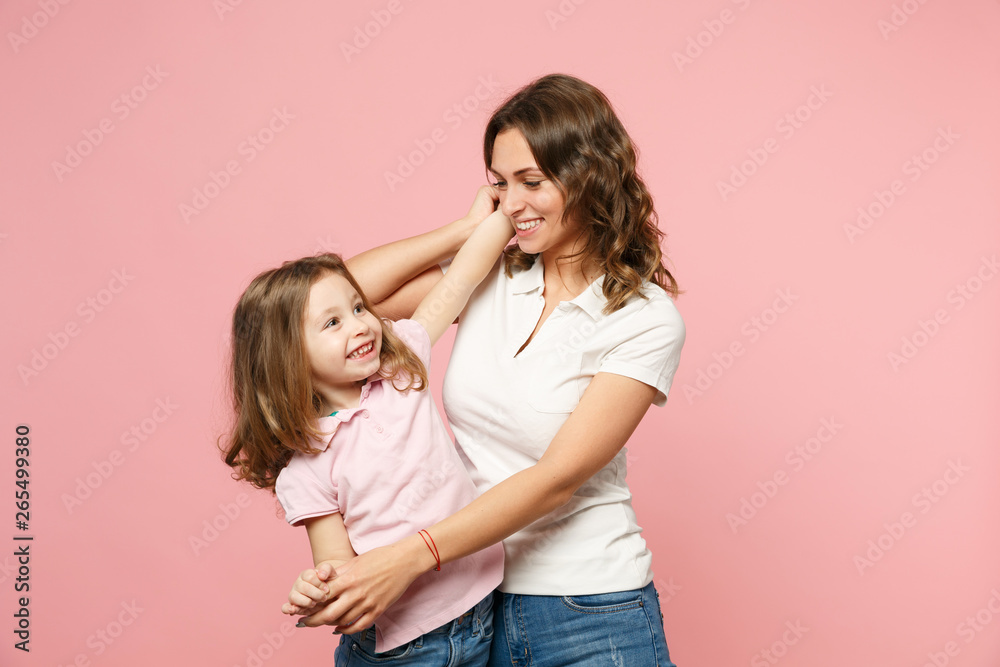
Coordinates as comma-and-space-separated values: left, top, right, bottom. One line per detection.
302, 272, 382, 412
490, 128, 576, 257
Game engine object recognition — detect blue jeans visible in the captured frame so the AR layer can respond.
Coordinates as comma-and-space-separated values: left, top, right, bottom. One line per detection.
489, 581, 677, 666
334, 593, 494, 666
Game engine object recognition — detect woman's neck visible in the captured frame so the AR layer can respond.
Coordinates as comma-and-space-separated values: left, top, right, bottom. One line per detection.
540, 250, 601, 301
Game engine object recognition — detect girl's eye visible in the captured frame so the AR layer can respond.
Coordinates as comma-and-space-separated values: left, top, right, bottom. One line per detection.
491, 180, 507, 190
325, 318, 339, 329
354, 304, 365, 314
523, 181, 542, 188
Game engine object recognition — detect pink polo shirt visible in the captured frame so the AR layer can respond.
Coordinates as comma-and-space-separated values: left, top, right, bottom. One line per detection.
275, 319, 504, 652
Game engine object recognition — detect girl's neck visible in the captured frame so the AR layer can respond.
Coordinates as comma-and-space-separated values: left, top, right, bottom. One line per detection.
318, 380, 365, 415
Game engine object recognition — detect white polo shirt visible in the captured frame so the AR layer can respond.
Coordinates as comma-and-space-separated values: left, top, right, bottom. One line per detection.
442, 257, 685, 594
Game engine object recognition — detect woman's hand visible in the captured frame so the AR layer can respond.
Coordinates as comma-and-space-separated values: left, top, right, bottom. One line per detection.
296, 540, 430, 634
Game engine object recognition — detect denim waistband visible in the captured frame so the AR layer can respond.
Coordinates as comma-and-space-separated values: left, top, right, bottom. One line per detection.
426, 592, 492, 634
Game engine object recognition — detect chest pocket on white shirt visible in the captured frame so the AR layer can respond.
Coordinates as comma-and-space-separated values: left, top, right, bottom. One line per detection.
524, 348, 586, 413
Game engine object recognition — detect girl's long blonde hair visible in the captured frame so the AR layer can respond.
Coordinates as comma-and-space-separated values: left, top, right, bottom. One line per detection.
222, 253, 427, 491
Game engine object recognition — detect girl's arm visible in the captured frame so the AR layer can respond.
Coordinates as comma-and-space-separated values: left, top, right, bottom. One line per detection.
411, 209, 513, 345
281, 513, 356, 615
300, 373, 659, 633
346, 186, 498, 320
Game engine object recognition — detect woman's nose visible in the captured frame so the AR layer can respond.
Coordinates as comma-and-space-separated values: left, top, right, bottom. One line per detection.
499, 188, 523, 218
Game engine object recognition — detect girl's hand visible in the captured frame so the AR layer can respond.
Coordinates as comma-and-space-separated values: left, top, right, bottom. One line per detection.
481, 207, 515, 239
280, 560, 345, 616
464, 185, 500, 226
295, 543, 426, 633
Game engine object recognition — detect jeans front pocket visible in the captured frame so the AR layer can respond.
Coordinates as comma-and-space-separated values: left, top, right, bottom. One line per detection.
337, 628, 417, 665
476, 593, 495, 641
560, 588, 645, 614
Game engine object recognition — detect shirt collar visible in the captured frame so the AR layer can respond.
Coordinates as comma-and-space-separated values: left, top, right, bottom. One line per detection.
509, 256, 545, 295
510, 257, 608, 321
311, 375, 382, 451
569, 274, 608, 321
313, 418, 340, 451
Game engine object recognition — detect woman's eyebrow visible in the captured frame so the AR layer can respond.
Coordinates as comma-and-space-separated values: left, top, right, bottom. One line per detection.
490, 166, 542, 177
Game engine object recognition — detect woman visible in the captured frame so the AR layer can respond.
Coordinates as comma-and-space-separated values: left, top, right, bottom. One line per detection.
302, 73, 685, 666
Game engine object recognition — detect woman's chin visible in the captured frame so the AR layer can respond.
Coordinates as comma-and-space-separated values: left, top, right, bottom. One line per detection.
515, 237, 542, 254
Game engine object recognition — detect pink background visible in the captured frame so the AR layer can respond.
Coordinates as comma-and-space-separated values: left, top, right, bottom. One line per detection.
2, 1, 999, 665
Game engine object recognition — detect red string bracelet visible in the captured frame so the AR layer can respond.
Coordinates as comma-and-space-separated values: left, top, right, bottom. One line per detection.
418, 529, 441, 571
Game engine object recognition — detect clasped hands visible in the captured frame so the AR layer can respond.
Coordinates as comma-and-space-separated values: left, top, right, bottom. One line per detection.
281, 545, 417, 635
282, 560, 343, 616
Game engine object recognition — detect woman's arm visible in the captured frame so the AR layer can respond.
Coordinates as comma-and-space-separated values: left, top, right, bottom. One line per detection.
346, 186, 498, 320
300, 372, 659, 633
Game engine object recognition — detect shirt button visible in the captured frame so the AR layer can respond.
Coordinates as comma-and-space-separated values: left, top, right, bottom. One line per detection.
362, 410, 370, 419
375, 425, 383, 433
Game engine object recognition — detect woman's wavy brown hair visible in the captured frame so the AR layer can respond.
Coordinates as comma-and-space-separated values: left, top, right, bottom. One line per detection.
221, 253, 428, 491
484, 73, 680, 312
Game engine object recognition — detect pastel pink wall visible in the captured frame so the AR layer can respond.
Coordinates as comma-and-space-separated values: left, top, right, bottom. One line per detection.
2, 1, 998, 665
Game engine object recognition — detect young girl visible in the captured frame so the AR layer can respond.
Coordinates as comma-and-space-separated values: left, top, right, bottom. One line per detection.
222, 208, 513, 664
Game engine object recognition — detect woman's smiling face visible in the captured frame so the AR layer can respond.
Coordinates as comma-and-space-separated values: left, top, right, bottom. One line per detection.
489, 128, 577, 257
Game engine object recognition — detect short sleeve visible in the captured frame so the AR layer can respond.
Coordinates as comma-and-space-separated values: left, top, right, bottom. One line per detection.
389, 319, 432, 366
274, 454, 340, 526
598, 296, 686, 407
